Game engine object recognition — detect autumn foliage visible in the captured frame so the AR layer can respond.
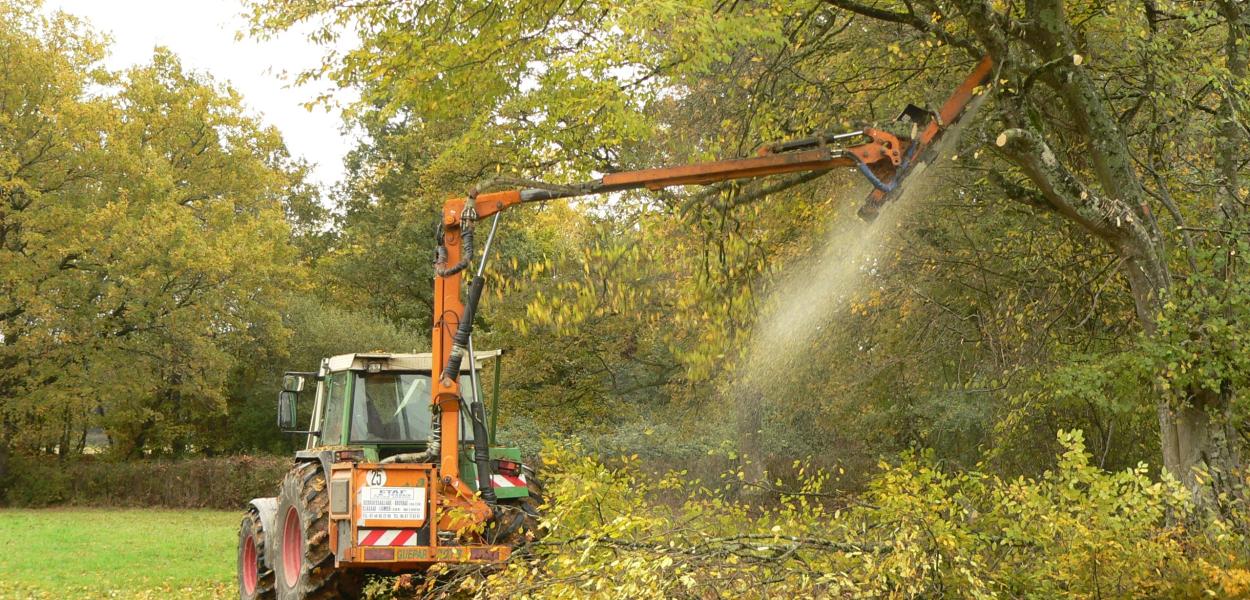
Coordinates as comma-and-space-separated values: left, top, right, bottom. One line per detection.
398, 433, 1250, 599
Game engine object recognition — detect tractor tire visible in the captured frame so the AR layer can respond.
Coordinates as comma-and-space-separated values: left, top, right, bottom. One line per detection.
238, 505, 276, 600
518, 470, 546, 534
493, 469, 546, 546
273, 462, 363, 600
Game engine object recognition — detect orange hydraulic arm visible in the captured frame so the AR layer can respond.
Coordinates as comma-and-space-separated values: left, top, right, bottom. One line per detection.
430, 56, 992, 512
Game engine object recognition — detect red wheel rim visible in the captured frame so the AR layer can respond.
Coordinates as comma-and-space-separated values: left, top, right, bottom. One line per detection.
282, 507, 302, 588
242, 535, 258, 594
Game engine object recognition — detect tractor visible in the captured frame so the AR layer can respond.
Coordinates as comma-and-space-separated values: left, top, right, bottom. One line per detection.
238, 55, 993, 599
238, 350, 538, 600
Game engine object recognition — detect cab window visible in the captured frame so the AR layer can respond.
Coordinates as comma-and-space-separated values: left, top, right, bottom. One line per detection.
348, 373, 480, 443
321, 373, 348, 445
350, 373, 431, 442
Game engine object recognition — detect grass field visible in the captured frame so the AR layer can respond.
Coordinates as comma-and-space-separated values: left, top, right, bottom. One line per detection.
0, 509, 238, 599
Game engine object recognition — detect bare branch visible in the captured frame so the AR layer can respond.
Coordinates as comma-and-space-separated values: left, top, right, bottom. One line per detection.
823, 0, 982, 56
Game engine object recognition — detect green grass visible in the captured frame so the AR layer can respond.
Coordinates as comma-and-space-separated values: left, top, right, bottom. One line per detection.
0, 508, 239, 599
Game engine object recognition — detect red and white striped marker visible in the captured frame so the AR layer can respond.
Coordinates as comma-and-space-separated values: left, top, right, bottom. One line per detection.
491, 473, 527, 488
357, 528, 420, 546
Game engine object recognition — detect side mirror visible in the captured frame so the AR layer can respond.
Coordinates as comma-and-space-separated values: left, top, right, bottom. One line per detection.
282, 374, 307, 393
277, 390, 298, 430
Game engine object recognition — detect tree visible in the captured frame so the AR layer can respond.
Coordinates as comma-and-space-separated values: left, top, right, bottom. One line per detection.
321, 86, 691, 434
1, 1, 306, 459
0, 1, 111, 464
815, 0, 1247, 500
219, 294, 428, 454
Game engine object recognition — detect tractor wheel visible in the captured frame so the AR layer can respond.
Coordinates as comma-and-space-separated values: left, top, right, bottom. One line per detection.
238, 506, 276, 600
519, 470, 546, 533
493, 469, 546, 546
273, 462, 363, 600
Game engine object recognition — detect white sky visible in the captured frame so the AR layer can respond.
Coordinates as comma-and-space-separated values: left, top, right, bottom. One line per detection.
42, 0, 357, 190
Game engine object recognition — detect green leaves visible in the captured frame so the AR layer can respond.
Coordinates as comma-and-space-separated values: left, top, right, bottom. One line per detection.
464, 433, 1242, 598
1146, 242, 1250, 407
240, 0, 1250, 490
0, 4, 306, 457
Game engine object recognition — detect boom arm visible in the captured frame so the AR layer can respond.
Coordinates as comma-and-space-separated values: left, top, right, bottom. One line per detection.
429, 56, 992, 509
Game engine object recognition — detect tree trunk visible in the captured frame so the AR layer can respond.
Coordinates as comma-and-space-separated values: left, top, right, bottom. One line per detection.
0, 439, 8, 486
57, 404, 72, 462
1123, 240, 1242, 502
994, 0, 1244, 502
1160, 387, 1243, 503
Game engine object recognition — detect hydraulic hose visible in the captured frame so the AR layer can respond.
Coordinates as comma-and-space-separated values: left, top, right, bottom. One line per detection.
440, 275, 484, 382
465, 231, 500, 505
440, 211, 499, 383
470, 398, 496, 504
434, 220, 474, 277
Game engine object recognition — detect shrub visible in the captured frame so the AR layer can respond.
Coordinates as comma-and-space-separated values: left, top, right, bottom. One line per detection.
1, 455, 291, 509
404, 431, 1249, 599
1, 455, 74, 508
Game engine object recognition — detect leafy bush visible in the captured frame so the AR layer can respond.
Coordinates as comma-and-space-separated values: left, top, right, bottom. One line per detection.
402, 431, 1249, 599
1, 455, 75, 507
1, 455, 290, 509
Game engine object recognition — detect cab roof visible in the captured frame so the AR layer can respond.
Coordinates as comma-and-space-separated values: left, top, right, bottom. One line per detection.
325, 350, 502, 373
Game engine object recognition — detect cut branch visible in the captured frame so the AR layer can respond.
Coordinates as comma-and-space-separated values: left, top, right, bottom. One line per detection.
994, 128, 1126, 239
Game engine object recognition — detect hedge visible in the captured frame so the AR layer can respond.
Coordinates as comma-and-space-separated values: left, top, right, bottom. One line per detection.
0, 454, 292, 509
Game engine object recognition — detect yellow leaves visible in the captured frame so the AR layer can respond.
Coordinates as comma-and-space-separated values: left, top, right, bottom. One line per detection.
1200, 559, 1250, 597
458, 575, 481, 592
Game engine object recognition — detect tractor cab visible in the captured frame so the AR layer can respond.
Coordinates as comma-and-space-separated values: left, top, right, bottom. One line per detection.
276, 350, 525, 498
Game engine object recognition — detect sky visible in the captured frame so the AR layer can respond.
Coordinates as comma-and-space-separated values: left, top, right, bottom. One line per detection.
42, 0, 357, 190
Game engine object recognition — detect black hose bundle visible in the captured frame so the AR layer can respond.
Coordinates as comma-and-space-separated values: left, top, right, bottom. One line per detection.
434, 219, 474, 277
470, 400, 496, 504
440, 275, 483, 383
436, 192, 479, 382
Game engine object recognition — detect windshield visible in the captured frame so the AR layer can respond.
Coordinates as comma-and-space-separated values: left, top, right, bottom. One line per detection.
349, 373, 478, 443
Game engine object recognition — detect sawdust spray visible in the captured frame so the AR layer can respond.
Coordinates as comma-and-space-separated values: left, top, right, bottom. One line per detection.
725, 97, 982, 478
744, 85, 986, 380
